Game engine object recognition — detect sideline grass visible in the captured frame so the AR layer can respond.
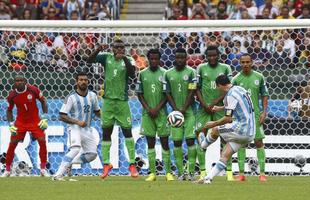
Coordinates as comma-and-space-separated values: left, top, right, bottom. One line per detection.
0, 176, 309, 200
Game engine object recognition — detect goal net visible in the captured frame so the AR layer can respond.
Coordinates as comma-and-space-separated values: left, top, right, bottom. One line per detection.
0, 20, 309, 176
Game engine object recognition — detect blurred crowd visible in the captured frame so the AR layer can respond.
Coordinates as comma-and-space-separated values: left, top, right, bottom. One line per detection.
167, 0, 310, 20
0, 0, 114, 20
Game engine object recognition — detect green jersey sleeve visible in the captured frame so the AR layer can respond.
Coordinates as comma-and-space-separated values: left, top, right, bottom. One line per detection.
95, 52, 109, 66
163, 71, 170, 93
188, 69, 197, 90
226, 64, 233, 80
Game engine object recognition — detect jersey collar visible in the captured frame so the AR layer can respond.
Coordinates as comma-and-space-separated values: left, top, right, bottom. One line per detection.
15, 85, 27, 94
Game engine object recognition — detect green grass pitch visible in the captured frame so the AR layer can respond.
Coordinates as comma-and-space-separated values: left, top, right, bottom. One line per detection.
0, 176, 309, 200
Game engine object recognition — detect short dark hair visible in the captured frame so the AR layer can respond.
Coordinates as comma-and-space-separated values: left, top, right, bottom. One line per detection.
14, 73, 26, 80
113, 39, 124, 45
205, 45, 220, 56
75, 71, 88, 80
215, 74, 230, 86
240, 53, 252, 60
175, 48, 187, 55
147, 48, 161, 59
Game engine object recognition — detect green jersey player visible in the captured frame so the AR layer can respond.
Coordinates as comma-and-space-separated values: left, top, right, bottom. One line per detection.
87, 39, 138, 179
196, 46, 233, 181
136, 49, 174, 182
164, 48, 197, 181
232, 54, 269, 182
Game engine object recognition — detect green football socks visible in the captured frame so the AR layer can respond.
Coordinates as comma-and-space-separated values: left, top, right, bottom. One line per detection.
237, 148, 246, 173
102, 141, 111, 164
174, 147, 184, 174
148, 148, 156, 174
125, 138, 135, 164
257, 147, 266, 173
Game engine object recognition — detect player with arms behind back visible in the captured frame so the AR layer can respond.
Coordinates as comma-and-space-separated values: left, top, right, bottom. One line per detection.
87, 39, 138, 179
197, 74, 255, 184
53, 72, 101, 181
232, 54, 269, 182
164, 48, 197, 181
2, 74, 48, 177
136, 49, 174, 181
195, 46, 233, 181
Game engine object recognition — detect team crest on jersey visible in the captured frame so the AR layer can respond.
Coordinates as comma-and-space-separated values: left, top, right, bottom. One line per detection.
204, 73, 208, 77
27, 94, 33, 101
254, 80, 259, 85
158, 76, 163, 82
240, 83, 244, 86
183, 75, 189, 81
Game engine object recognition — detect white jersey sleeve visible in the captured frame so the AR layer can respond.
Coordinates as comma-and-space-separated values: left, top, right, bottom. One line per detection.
225, 95, 238, 111
92, 92, 100, 112
60, 95, 74, 114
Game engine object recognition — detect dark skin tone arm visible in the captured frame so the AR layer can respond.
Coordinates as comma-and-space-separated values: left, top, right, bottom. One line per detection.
94, 110, 101, 118
196, 89, 213, 114
166, 92, 178, 111
39, 98, 48, 114
123, 56, 135, 79
138, 94, 167, 118
260, 96, 268, 124
7, 109, 13, 123
86, 45, 108, 63
180, 89, 195, 114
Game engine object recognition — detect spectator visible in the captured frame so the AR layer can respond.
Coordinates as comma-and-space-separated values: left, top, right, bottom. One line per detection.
171, 6, 188, 20
282, 30, 296, 59
85, 1, 111, 20
297, 5, 310, 19
190, 2, 208, 19
258, 0, 279, 19
260, 30, 276, 53
226, 40, 242, 70
63, 0, 83, 20
15, 0, 38, 19
276, 6, 295, 19
160, 35, 177, 69
244, 0, 258, 19
0, 0, 12, 20
299, 37, 310, 68
176, 0, 192, 19
288, 86, 303, 120
186, 32, 202, 55
44, 7, 60, 20
40, 0, 62, 18
300, 80, 310, 118
28, 32, 51, 67
248, 40, 271, 69
270, 41, 291, 69
257, 6, 271, 19
216, 1, 229, 19
70, 10, 80, 20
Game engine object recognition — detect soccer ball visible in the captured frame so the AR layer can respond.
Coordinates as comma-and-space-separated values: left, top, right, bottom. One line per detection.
294, 155, 306, 168
167, 111, 184, 128
290, 100, 302, 113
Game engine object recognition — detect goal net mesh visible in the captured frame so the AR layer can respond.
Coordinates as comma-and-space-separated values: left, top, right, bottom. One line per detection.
0, 22, 309, 176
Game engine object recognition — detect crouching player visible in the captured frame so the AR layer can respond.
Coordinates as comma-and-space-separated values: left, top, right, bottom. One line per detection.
197, 74, 255, 184
53, 72, 100, 181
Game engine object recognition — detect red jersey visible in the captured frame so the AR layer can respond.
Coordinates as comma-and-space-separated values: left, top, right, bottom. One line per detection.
7, 84, 45, 127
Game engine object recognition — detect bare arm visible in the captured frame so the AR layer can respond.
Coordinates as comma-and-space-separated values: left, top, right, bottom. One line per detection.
39, 98, 48, 114
59, 113, 86, 127
87, 46, 102, 63
123, 56, 135, 79
259, 96, 268, 124
94, 110, 101, 118
203, 116, 233, 131
7, 109, 14, 123
138, 94, 151, 112
166, 93, 177, 111
180, 89, 195, 114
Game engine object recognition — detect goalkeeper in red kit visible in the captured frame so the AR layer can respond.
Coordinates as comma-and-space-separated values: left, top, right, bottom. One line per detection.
2, 74, 49, 177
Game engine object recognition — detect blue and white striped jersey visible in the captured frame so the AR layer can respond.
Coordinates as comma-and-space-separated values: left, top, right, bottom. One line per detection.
60, 91, 100, 128
224, 86, 255, 137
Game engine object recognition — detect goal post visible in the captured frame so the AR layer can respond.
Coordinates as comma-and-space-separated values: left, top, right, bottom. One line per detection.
0, 20, 309, 176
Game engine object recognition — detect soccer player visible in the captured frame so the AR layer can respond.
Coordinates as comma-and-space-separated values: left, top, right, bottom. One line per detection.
232, 54, 269, 182
53, 72, 100, 181
87, 39, 138, 179
197, 74, 255, 184
136, 49, 174, 181
163, 48, 197, 181
2, 74, 48, 177
195, 45, 233, 181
